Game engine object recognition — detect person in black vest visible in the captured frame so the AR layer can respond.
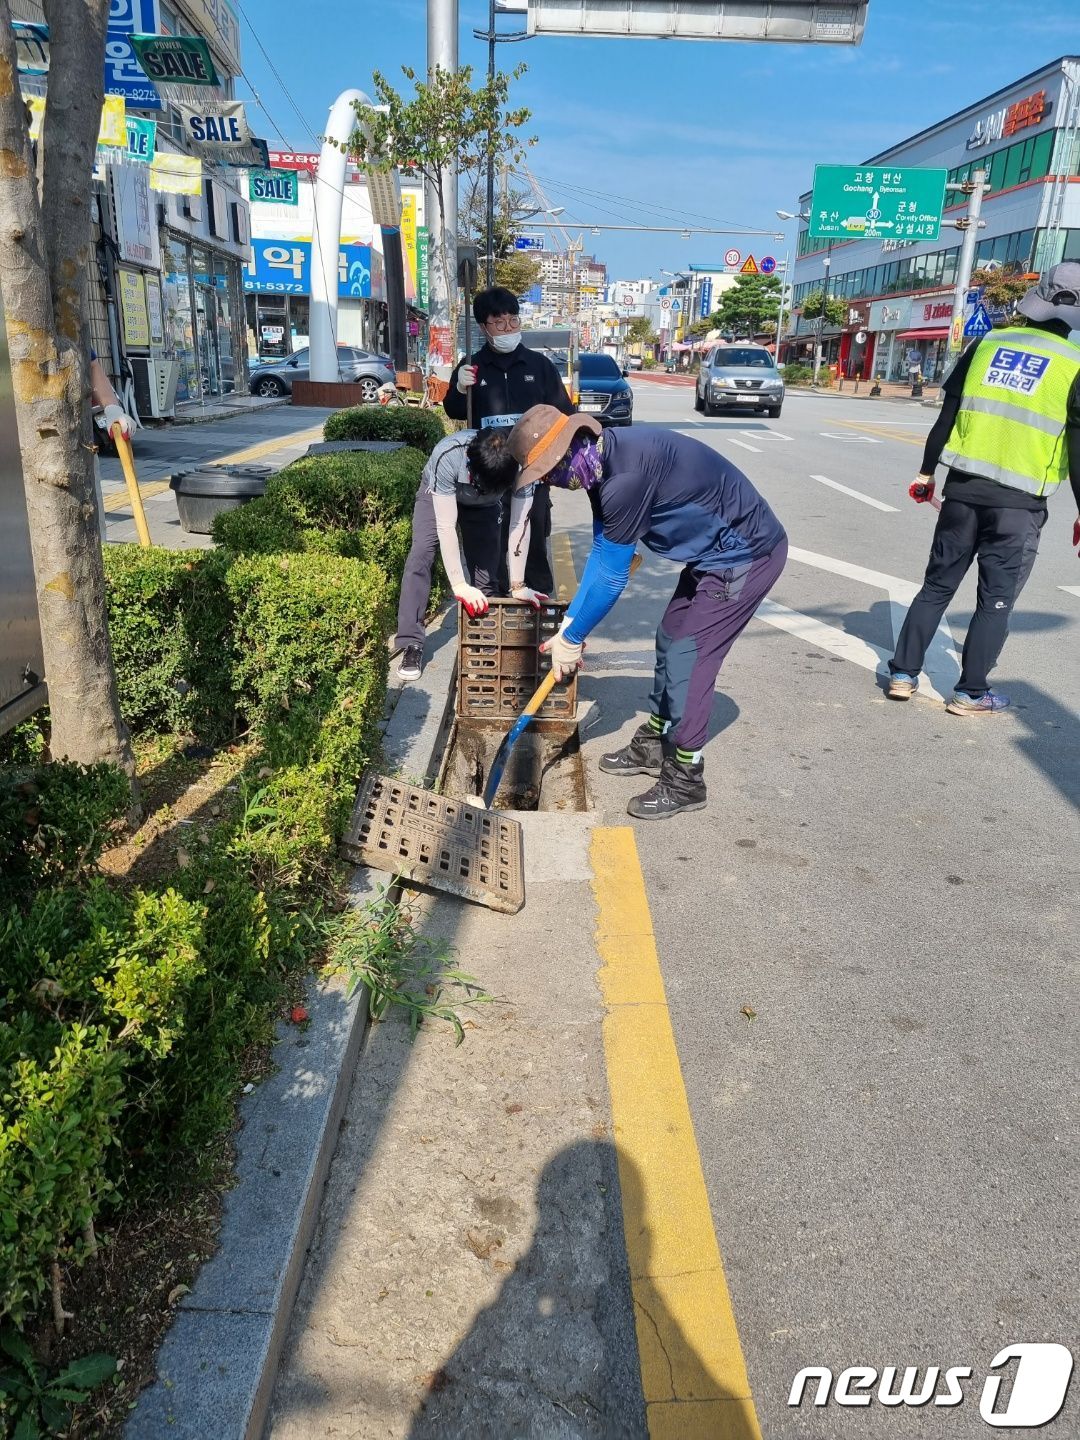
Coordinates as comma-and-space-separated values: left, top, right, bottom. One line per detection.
445, 286, 574, 595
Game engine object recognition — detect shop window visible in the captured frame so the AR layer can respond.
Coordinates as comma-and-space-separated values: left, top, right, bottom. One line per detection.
1063, 230, 1080, 262
942, 249, 958, 286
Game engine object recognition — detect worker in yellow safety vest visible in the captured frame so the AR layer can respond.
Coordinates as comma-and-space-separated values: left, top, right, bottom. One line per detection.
887, 263, 1080, 714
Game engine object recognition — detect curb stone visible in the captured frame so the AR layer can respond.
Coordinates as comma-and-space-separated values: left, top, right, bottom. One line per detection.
126, 606, 459, 1440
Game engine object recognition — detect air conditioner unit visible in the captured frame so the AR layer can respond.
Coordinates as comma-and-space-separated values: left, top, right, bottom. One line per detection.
130, 358, 180, 418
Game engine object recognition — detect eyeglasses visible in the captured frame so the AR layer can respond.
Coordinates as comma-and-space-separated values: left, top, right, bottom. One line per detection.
484, 316, 521, 333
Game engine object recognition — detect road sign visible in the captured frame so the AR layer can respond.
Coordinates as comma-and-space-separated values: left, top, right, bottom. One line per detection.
760, 255, 777, 274
964, 304, 993, 338
514, 234, 544, 251
809, 164, 948, 242
740, 255, 759, 275
965, 286, 984, 308
724, 248, 741, 268
660, 296, 672, 309
699, 276, 713, 317
670, 299, 682, 313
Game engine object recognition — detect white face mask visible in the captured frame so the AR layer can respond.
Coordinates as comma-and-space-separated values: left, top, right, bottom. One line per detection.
489, 330, 521, 354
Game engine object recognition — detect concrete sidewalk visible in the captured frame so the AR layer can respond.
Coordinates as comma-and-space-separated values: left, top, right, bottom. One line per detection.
99, 404, 335, 548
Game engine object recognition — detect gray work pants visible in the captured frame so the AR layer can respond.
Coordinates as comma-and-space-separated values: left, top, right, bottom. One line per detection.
394, 486, 502, 650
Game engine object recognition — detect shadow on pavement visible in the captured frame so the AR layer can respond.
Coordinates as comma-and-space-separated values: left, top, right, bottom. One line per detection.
580, 673, 740, 751
1006, 679, 1080, 811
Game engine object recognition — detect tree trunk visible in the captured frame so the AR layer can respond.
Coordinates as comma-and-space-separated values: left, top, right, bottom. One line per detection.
0, 1, 134, 780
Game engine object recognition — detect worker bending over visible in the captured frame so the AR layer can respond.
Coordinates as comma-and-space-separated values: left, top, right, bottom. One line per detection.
477, 406, 787, 820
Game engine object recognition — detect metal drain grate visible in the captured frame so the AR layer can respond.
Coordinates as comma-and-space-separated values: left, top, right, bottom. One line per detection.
458, 599, 577, 721
341, 773, 525, 913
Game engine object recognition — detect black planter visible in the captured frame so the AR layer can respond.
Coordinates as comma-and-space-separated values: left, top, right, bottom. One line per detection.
169, 465, 272, 535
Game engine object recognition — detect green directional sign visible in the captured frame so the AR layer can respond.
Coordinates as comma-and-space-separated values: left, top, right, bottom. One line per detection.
809, 165, 948, 242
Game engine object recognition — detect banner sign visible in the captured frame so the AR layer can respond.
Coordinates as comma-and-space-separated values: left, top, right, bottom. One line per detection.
110, 163, 159, 268
105, 0, 161, 110
13, 22, 49, 75
417, 226, 430, 311
243, 238, 376, 298
122, 115, 157, 164
131, 33, 218, 88
118, 268, 150, 347
149, 151, 202, 196
175, 101, 267, 166
249, 168, 299, 205
401, 191, 418, 301
27, 94, 127, 149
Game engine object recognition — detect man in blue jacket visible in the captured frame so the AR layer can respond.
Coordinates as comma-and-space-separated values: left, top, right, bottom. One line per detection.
489, 406, 787, 819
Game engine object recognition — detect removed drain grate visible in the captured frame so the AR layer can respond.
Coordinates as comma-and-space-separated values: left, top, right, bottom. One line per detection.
341, 773, 525, 913
458, 599, 577, 722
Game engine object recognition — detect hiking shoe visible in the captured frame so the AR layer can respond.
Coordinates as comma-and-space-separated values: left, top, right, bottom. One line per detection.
599, 723, 664, 777
946, 689, 1011, 716
627, 755, 707, 821
887, 671, 919, 700
397, 645, 424, 682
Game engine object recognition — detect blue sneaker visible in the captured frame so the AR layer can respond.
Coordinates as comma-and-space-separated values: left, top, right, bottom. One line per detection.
946, 689, 1011, 716
887, 671, 919, 700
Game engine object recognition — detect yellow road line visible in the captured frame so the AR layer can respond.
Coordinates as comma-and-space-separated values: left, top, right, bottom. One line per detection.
551, 530, 577, 600
102, 479, 171, 513
591, 829, 762, 1440
832, 417, 924, 446
211, 421, 326, 466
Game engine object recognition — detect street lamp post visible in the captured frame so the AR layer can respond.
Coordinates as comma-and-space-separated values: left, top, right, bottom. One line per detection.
814, 242, 833, 386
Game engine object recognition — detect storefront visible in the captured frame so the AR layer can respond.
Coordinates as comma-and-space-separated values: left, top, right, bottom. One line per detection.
868, 297, 912, 383
896, 294, 955, 384
159, 170, 253, 406
242, 237, 387, 359
838, 301, 872, 380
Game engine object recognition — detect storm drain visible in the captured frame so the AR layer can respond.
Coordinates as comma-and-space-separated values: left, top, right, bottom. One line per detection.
458, 599, 577, 722
341, 772, 525, 913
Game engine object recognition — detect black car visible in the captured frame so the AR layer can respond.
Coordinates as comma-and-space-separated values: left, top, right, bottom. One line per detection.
248, 345, 396, 400
576, 352, 633, 426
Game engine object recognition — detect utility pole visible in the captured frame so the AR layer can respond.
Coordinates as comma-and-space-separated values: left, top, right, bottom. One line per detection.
484, 0, 497, 286
774, 250, 790, 362
813, 241, 833, 385
946, 167, 988, 358
427, 0, 458, 371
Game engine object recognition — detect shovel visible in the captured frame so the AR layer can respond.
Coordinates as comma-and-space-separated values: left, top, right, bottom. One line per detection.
480, 554, 641, 808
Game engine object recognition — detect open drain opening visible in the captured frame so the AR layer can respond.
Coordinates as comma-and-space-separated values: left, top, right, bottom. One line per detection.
439, 719, 589, 813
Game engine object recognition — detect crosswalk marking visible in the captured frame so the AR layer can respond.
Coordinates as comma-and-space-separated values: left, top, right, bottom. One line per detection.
727, 437, 762, 453
742, 429, 792, 441
808, 473, 898, 512
1060, 586, 1080, 599
819, 431, 882, 443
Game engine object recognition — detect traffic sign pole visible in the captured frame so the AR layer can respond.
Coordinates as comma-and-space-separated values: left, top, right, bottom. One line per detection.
947, 167, 988, 355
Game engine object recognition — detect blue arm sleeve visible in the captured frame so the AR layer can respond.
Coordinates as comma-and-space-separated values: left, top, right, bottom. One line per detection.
563, 534, 635, 643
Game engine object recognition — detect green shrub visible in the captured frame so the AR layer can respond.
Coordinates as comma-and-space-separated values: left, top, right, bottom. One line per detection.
0, 762, 129, 907
102, 545, 235, 739
323, 404, 447, 455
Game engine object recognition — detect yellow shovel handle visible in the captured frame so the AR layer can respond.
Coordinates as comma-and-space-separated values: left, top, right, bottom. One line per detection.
112, 425, 152, 547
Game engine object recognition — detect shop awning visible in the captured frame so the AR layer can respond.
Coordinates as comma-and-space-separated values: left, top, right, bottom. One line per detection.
898, 328, 949, 341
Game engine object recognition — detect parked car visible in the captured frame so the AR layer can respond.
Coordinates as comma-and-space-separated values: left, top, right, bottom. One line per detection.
249, 345, 396, 400
575, 352, 634, 427
694, 345, 785, 418
625, 354, 643, 371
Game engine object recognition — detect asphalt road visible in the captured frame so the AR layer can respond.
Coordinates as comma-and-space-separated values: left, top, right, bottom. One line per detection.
559, 380, 1079, 1435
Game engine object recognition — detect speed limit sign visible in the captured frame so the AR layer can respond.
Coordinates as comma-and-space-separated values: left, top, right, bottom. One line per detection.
724, 248, 741, 268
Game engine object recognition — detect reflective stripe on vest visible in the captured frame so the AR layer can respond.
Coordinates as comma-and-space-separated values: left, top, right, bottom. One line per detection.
940, 325, 1080, 497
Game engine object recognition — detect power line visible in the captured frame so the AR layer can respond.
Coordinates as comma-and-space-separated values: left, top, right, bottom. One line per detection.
525, 168, 764, 234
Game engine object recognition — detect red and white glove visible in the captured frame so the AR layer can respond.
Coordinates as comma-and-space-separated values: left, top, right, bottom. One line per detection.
103, 403, 133, 439
456, 364, 478, 395
909, 474, 936, 504
510, 586, 549, 611
539, 631, 583, 682
454, 584, 489, 618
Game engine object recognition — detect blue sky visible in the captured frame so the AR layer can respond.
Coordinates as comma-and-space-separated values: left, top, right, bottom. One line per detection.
236, 0, 1075, 282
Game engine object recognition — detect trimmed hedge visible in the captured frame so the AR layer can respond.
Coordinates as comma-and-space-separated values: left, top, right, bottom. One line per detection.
3, 522, 406, 1321
323, 403, 448, 455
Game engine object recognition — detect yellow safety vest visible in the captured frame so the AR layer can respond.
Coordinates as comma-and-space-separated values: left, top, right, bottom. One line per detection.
941, 324, 1080, 497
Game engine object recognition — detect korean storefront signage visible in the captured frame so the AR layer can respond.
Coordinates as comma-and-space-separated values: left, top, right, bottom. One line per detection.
809, 165, 947, 242
868, 296, 912, 332
249, 168, 299, 205
843, 301, 871, 332
175, 100, 267, 166
908, 297, 954, 331
118, 268, 150, 348
417, 226, 430, 310
105, 0, 161, 111
243, 239, 378, 299
146, 277, 165, 345
177, 0, 241, 75
110, 162, 160, 268
967, 89, 1051, 150
400, 192, 418, 297
130, 34, 219, 89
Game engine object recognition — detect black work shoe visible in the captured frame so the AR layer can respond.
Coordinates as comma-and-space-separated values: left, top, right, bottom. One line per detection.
397, 645, 423, 682
599, 722, 665, 777
627, 755, 707, 820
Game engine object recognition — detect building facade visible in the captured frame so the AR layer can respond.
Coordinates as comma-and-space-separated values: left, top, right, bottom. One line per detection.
243, 153, 427, 364
788, 56, 1080, 384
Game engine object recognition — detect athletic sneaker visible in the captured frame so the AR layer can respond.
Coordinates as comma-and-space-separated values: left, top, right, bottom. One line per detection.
627, 756, 707, 820
599, 723, 664, 777
946, 689, 1011, 716
886, 671, 919, 700
397, 645, 423, 682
